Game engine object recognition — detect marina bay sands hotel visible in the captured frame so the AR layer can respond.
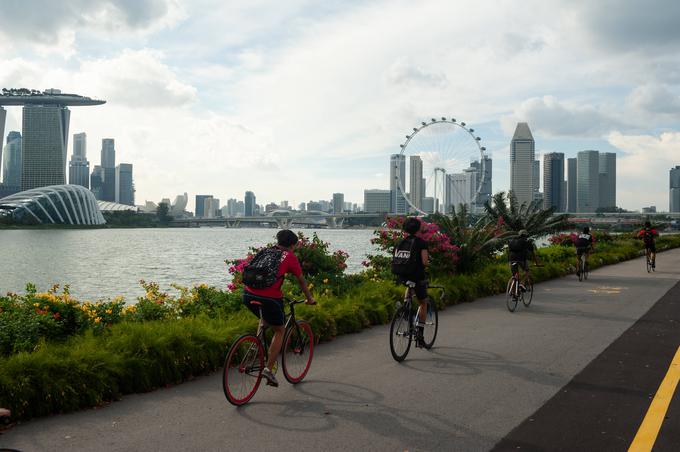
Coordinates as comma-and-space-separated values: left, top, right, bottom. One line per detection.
0, 88, 105, 191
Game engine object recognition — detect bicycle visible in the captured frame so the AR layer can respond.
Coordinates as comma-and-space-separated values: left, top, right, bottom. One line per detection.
578, 253, 589, 282
389, 281, 443, 362
645, 248, 655, 273
506, 262, 533, 312
223, 298, 314, 406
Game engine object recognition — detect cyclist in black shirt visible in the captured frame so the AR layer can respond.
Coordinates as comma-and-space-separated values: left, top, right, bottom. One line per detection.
507, 229, 538, 290
574, 226, 594, 277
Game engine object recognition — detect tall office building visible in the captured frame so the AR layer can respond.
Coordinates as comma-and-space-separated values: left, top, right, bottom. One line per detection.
510, 122, 535, 205
390, 154, 406, 214
670, 166, 680, 212
115, 163, 134, 205
566, 158, 577, 213
445, 172, 475, 212
90, 165, 104, 199
245, 191, 256, 216
543, 153, 565, 211
598, 152, 616, 209
195, 195, 213, 217
332, 193, 344, 214
577, 150, 600, 213
2, 131, 21, 188
468, 156, 492, 211
100, 138, 116, 201
21, 105, 70, 190
68, 132, 90, 188
364, 189, 391, 213
204, 197, 220, 218
532, 159, 540, 202
0, 107, 5, 168
409, 155, 423, 212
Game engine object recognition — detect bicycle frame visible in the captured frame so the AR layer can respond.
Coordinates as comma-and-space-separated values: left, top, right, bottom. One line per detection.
254, 298, 304, 358
509, 262, 521, 297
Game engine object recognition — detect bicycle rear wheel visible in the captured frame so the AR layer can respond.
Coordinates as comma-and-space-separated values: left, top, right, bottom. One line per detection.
584, 261, 589, 280
646, 253, 652, 273
506, 278, 519, 312
522, 278, 534, 307
223, 334, 264, 406
578, 257, 584, 282
282, 320, 314, 384
422, 298, 438, 349
390, 307, 412, 361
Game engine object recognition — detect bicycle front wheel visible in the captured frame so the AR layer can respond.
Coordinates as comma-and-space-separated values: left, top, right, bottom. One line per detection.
390, 307, 412, 361
282, 320, 314, 384
506, 278, 518, 312
523, 279, 534, 307
422, 298, 438, 349
646, 254, 652, 273
223, 334, 264, 406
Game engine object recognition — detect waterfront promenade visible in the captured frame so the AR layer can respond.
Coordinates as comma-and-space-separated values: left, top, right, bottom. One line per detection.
2, 249, 679, 451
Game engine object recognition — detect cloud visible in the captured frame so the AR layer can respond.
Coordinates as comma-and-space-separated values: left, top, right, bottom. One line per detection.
628, 84, 680, 115
607, 131, 680, 210
501, 96, 625, 137
0, 0, 183, 48
576, 0, 680, 51
386, 59, 448, 88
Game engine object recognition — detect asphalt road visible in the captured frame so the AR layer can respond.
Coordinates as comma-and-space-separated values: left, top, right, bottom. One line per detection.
2, 249, 680, 452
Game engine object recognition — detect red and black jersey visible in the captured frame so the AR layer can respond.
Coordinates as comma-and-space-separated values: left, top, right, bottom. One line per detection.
637, 228, 658, 245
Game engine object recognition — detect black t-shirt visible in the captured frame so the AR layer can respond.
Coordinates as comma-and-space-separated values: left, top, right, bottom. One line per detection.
575, 233, 593, 249
508, 237, 533, 262
399, 235, 428, 279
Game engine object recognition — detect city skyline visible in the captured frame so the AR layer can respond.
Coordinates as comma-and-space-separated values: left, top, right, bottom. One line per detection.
1, 1, 679, 210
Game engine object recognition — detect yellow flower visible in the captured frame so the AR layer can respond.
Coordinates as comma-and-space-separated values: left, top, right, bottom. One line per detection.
106, 309, 113, 314
308, 283, 314, 289
94, 317, 101, 324
323, 279, 329, 284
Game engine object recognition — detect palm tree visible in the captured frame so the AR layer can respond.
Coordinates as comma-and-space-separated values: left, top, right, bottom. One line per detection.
430, 204, 509, 273
483, 191, 571, 237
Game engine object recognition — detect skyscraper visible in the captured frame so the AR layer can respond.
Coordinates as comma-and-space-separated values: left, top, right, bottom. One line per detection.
577, 150, 600, 213
245, 191, 256, 216
90, 165, 104, 199
543, 153, 565, 211
468, 156, 492, 211
21, 104, 70, 190
390, 154, 406, 214
2, 131, 21, 188
409, 155, 423, 212
195, 195, 213, 217
364, 189, 391, 213
100, 138, 116, 201
510, 123, 535, 205
532, 159, 540, 202
566, 158, 577, 213
0, 108, 5, 168
445, 172, 474, 212
598, 152, 616, 210
115, 163, 134, 206
68, 132, 90, 188
670, 166, 680, 213
332, 193, 344, 214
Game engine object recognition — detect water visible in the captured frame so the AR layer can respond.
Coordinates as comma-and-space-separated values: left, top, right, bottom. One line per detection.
0, 228, 377, 302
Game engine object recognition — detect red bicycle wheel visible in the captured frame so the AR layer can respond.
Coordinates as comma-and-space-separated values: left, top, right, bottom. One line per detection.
223, 334, 264, 406
282, 320, 314, 384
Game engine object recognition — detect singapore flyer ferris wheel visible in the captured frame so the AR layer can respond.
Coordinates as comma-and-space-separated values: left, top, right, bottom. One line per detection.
395, 117, 489, 216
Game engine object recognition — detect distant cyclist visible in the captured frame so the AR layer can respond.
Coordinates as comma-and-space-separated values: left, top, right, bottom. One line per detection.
391, 217, 429, 348
575, 226, 594, 277
637, 221, 659, 269
507, 230, 538, 291
242, 230, 316, 387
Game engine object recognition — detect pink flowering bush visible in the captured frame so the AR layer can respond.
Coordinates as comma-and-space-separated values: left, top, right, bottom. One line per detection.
366, 217, 459, 277
548, 232, 578, 247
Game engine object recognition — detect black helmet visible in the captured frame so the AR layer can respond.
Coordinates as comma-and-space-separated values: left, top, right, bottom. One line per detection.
583, 226, 590, 234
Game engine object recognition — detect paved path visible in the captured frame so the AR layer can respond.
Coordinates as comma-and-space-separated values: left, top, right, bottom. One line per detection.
2, 249, 680, 452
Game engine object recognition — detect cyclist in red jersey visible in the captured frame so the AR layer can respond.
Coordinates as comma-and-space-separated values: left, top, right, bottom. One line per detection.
637, 221, 659, 269
242, 230, 316, 387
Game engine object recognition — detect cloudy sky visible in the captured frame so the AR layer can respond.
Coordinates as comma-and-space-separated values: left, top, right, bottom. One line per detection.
1, 0, 679, 211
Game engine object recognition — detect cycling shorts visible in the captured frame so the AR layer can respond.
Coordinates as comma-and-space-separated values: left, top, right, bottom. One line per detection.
510, 261, 528, 272
645, 243, 656, 253
400, 278, 428, 300
576, 247, 590, 256
243, 291, 285, 326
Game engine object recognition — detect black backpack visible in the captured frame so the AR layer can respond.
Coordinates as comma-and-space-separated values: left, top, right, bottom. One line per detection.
391, 237, 419, 276
242, 247, 284, 289
643, 229, 654, 245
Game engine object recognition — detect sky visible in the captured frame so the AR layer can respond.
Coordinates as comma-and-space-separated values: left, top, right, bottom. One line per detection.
1, 0, 679, 211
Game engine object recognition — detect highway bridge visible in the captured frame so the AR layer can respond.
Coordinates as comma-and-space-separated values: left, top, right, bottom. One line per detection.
171, 211, 387, 229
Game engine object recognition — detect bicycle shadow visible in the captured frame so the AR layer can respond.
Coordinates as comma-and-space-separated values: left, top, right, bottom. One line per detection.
235, 379, 488, 450
400, 346, 564, 389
